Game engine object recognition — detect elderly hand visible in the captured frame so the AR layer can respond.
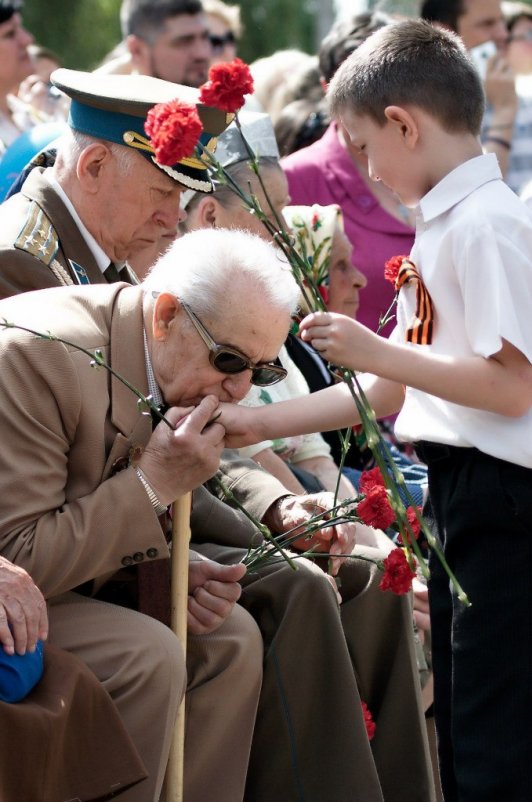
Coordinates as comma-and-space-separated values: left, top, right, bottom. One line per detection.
187, 558, 246, 635
139, 395, 225, 505
0, 557, 48, 656
264, 492, 357, 577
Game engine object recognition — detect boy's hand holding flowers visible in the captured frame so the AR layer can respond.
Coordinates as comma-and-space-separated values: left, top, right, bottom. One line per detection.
299, 311, 383, 373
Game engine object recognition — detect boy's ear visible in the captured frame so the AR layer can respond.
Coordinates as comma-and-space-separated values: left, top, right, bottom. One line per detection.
384, 105, 419, 149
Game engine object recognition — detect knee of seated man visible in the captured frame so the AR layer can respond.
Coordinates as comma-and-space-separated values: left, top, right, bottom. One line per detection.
188, 604, 263, 686
283, 557, 340, 603
128, 611, 186, 700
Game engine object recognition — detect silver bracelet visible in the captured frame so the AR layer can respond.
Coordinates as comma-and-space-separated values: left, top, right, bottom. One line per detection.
134, 467, 167, 516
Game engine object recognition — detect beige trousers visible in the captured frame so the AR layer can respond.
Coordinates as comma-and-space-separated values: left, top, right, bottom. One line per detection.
49, 591, 263, 802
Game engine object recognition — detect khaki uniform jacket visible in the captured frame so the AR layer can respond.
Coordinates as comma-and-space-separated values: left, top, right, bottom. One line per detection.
0, 282, 280, 595
0, 168, 136, 298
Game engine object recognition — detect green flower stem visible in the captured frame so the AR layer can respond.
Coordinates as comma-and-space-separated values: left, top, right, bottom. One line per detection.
342, 369, 470, 605
0, 320, 174, 429
210, 475, 298, 571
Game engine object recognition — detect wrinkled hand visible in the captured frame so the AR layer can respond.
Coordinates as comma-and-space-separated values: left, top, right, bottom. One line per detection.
187, 559, 246, 635
265, 493, 357, 577
139, 396, 225, 504
0, 557, 48, 656
300, 311, 378, 372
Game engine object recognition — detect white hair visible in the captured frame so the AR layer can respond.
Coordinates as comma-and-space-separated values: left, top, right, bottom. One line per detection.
55, 129, 136, 176
143, 228, 300, 318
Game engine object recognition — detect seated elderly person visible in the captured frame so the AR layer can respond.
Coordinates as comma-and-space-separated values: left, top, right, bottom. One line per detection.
0, 555, 147, 801
0, 227, 435, 802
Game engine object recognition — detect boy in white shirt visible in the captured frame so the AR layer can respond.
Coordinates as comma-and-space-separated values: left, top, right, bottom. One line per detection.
222, 19, 532, 802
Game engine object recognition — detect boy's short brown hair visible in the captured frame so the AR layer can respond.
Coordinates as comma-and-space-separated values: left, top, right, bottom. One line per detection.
328, 19, 484, 135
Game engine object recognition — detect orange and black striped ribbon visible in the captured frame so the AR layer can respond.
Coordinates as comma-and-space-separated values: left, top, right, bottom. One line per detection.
395, 258, 434, 345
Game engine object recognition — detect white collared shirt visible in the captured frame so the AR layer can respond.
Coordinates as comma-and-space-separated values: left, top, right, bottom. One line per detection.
394, 153, 532, 468
45, 171, 110, 275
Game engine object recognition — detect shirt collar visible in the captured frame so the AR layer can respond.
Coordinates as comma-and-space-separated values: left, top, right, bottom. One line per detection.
45, 171, 111, 275
418, 153, 502, 224
143, 330, 164, 409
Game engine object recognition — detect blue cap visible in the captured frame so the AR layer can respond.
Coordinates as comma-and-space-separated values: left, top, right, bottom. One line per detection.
51, 68, 233, 193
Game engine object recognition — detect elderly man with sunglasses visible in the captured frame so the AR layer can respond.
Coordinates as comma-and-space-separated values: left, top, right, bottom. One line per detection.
0, 223, 435, 802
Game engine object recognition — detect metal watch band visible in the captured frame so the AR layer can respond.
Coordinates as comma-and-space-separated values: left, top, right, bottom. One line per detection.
134, 467, 167, 516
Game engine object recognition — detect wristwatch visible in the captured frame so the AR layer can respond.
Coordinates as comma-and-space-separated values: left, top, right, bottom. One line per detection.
134, 467, 168, 516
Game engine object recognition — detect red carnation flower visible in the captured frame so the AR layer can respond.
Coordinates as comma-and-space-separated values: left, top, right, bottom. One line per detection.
318, 284, 329, 304
199, 58, 254, 113
359, 467, 385, 495
145, 100, 203, 166
397, 506, 422, 545
379, 547, 416, 595
311, 213, 321, 231
384, 254, 409, 287
361, 700, 376, 741
357, 485, 395, 530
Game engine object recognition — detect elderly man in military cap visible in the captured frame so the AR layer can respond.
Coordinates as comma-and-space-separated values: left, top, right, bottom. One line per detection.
0, 67, 231, 297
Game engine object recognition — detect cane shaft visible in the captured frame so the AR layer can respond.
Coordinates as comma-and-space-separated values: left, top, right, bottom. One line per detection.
165, 492, 192, 802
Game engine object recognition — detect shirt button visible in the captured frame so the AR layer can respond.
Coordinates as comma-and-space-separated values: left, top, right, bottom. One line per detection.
121, 556, 134, 567
133, 552, 144, 562
146, 548, 158, 559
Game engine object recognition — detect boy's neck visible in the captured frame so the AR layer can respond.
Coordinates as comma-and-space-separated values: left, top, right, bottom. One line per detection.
418, 124, 484, 198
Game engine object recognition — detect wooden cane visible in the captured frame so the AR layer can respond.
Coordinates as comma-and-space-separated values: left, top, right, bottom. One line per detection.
165, 491, 192, 802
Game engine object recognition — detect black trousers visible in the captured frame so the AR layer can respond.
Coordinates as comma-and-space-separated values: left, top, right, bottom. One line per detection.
416, 442, 532, 802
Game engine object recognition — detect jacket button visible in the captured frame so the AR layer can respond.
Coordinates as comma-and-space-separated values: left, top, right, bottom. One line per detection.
133, 552, 144, 562
121, 556, 134, 567
146, 548, 158, 559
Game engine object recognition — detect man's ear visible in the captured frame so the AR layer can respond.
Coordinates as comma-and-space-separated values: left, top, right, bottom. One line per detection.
153, 293, 180, 341
384, 105, 419, 149
126, 34, 150, 71
196, 197, 220, 229
76, 143, 113, 192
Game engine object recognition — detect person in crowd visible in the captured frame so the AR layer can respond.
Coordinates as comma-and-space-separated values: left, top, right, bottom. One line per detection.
248, 49, 320, 118
121, 0, 212, 87
221, 19, 532, 801
281, 11, 415, 335
0, 229, 296, 802
16, 44, 68, 124
0, 227, 435, 802
274, 95, 330, 157
204, 0, 241, 66
180, 110, 291, 238
505, 0, 532, 80
0, 68, 232, 296
0, 554, 148, 801
420, 0, 532, 194
0, 0, 35, 154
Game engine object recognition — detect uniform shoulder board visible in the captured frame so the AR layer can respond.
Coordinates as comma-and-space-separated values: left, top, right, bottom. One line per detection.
14, 201, 59, 266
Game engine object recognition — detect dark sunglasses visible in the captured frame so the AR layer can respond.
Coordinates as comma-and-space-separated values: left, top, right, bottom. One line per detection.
180, 299, 287, 387
209, 31, 236, 50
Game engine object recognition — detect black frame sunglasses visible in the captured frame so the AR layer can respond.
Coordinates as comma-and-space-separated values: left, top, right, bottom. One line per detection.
208, 31, 236, 50
180, 299, 287, 387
